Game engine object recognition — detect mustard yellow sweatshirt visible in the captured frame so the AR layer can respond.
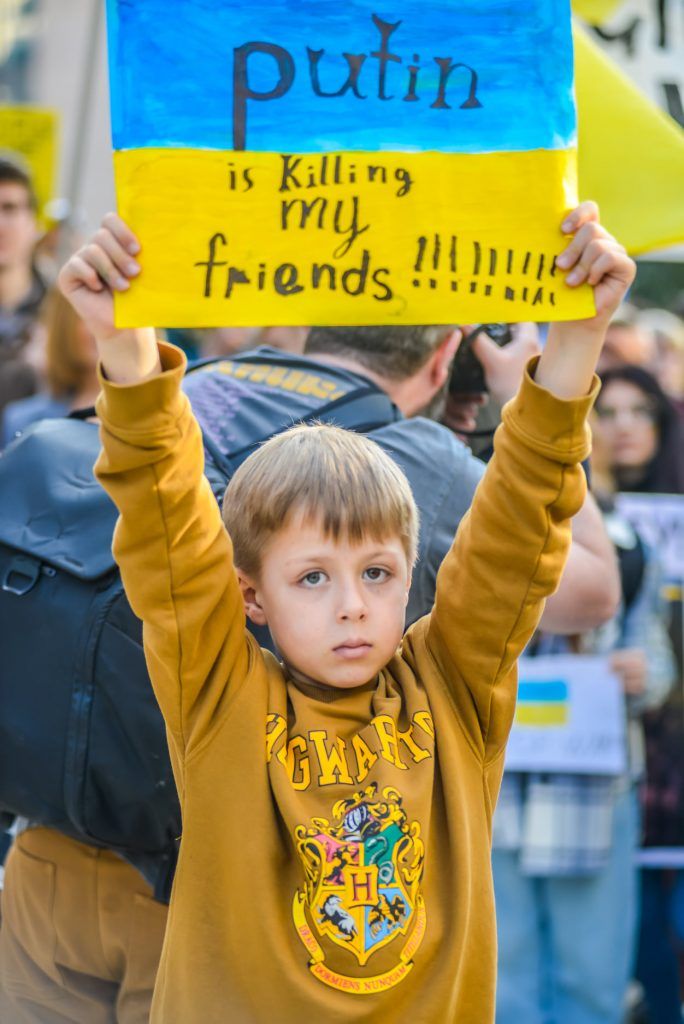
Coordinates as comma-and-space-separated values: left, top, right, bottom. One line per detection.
95, 343, 595, 1024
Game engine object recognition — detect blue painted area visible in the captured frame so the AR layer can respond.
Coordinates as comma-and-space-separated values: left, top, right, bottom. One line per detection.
106, 0, 575, 154
517, 679, 569, 704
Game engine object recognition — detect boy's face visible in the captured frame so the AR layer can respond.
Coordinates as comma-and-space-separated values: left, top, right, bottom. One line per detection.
239, 512, 411, 688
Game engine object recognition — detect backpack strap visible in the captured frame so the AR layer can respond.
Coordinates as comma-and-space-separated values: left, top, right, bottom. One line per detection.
200, 383, 399, 482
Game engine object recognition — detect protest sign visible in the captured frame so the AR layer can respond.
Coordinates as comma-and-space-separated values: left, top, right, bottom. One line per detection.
574, 25, 684, 255
615, 493, 684, 583
0, 107, 57, 224
574, 0, 684, 129
505, 655, 627, 775
106, 0, 595, 327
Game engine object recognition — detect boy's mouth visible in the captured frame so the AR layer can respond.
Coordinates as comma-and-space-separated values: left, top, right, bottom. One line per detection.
333, 641, 373, 659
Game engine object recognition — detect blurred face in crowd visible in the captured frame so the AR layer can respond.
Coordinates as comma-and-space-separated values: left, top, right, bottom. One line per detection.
0, 181, 38, 273
597, 323, 656, 375
593, 379, 659, 475
653, 338, 684, 401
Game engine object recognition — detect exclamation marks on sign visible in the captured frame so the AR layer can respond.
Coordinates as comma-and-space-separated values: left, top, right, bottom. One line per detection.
536, 253, 545, 280
449, 235, 458, 290
431, 233, 440, 289
469, 241, 497, 296
412, 236, 427, 288
413, 234, 459, 289
411, 238, 556, 308
505, 249, 515, 301
469, 241, 480, 293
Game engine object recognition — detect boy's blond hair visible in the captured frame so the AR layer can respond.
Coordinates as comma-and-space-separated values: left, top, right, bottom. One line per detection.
222, 422, 419, 577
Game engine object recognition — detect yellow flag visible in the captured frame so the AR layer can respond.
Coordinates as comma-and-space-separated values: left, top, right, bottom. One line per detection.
574, 24, 684, 254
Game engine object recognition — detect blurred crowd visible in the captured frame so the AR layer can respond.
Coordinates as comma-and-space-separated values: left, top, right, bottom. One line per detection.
1, 153, 684, 1024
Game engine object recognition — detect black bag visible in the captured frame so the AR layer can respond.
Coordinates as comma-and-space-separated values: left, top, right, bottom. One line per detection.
0, 355, 397, 859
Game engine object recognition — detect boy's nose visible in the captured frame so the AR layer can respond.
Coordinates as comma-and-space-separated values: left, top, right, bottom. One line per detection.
337, 585, 368, 622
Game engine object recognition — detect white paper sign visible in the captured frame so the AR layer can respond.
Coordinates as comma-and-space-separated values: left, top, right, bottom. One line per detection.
586, 0, 684, 128
615, 492, 684, 582
505, 654, 627, 775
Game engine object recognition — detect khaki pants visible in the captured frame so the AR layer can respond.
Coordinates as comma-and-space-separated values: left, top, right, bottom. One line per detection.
0, 828, 167, 1023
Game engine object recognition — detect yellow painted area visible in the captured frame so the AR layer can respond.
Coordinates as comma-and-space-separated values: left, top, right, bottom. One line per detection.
0, 107, 58, 225
113, 147, 594, 328
514, 703, 568, 727
572, 0, 623, 24
575, 24, 684, 255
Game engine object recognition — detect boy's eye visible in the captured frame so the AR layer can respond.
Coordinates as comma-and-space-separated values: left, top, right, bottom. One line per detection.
363, 566, 389, 582
300, 570, 326, 586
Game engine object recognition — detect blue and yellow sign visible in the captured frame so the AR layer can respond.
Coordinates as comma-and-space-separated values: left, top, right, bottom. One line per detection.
106, 0, 594, 327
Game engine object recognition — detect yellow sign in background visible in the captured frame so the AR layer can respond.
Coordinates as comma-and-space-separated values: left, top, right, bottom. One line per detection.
0, 107, 57, 224
575, 25, 684, 255
114, 148, 594, 328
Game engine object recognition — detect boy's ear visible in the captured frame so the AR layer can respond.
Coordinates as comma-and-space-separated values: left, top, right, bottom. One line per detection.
237, 571, 268, 626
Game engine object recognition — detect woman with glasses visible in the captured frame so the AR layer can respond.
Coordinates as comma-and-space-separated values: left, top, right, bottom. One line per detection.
593, 364, 684, 496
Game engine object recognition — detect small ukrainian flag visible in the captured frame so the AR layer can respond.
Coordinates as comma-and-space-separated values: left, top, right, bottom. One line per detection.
515, 679, 569, 727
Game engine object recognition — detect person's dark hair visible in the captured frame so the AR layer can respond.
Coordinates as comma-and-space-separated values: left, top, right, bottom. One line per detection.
0, 157, 37, 211
598, 364, 684, 493
305, 325, 452, 381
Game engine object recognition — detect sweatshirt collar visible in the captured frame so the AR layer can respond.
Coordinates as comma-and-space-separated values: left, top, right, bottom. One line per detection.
285, 664, 379, 704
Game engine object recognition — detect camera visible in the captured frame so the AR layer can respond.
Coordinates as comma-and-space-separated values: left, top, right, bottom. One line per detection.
448, 323, 513, 396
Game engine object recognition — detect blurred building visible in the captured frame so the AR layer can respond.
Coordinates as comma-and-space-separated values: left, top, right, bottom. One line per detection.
1, 0, 115, 233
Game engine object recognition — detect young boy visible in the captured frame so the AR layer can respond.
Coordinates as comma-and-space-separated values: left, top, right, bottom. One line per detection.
59, 203, 634, 1023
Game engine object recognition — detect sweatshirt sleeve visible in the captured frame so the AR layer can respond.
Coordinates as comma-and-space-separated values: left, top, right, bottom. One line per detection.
425, 358, 597, 763
94, 342, 253, 761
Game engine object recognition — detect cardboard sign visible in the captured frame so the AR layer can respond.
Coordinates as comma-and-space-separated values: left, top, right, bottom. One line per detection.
106, 0, 595, 327
505, 655, 627, 775
0, 107, 57, 223
615, 493, 684, 583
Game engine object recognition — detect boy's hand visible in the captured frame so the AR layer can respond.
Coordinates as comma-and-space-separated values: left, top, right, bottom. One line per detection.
537, 203, 636, 399
58, 213, 160, 384
58, 213, 141, 342
555, 201, 636, 334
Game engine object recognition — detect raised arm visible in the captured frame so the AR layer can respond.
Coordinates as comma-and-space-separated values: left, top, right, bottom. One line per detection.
462, 317, 621, 633
58, 215, 252, 759
424, 203, 636, 760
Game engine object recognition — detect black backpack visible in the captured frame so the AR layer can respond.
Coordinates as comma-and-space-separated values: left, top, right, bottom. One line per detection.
0, 353, 397, 867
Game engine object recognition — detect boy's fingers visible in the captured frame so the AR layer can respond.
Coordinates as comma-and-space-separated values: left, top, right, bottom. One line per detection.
586, 249, 620, 286
60, 255, 104, 294
101, 211, 141, 256
83, 243, 130, 291
565, 237, 612, 286
94, 227, 141, 279
555, 221, 609, 272
560, 200, 599, 234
